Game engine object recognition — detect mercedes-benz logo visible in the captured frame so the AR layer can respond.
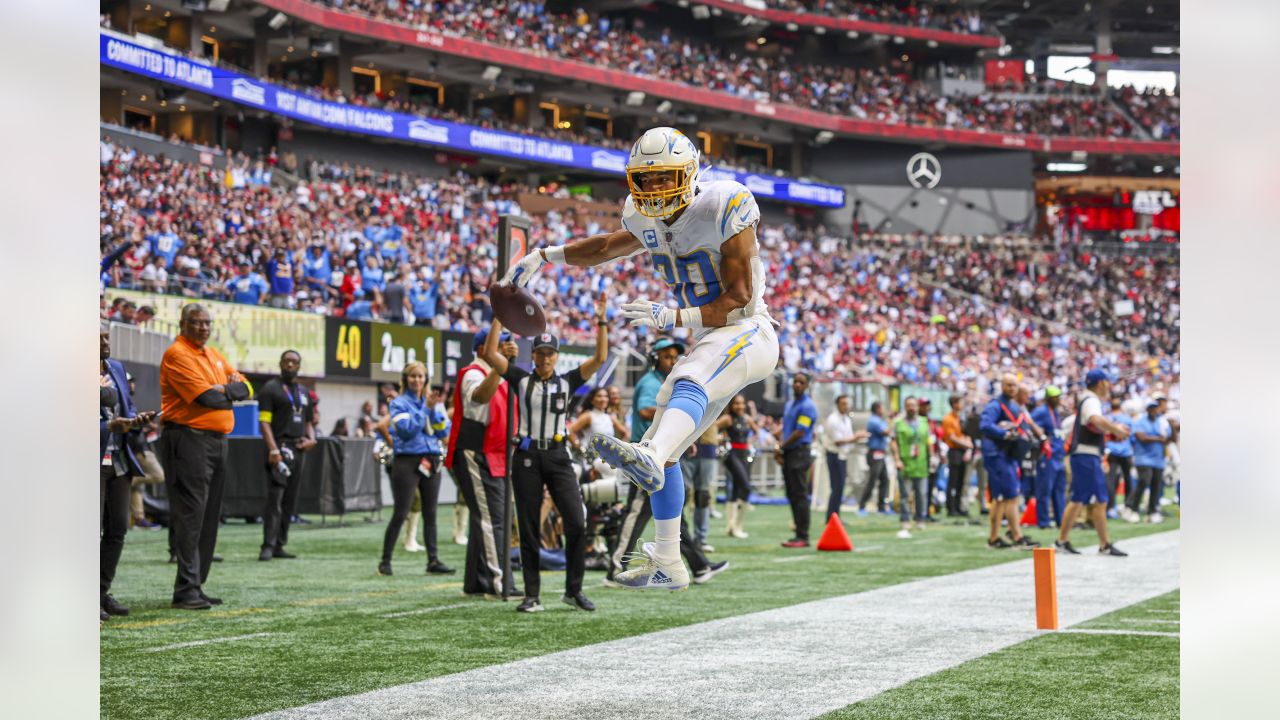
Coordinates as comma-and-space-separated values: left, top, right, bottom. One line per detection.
906, 152, 942, 189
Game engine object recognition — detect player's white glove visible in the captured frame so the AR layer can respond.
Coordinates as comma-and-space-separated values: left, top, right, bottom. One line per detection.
622, 299, 676, 331
500, 250, 546, 289
500, 246, 566, 289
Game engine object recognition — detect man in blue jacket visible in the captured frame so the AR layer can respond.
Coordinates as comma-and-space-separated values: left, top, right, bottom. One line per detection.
1030, 386, 1068, 528
980, 373, 1039, 549
1104, 395, 1136, 518
100, 328, 155, 621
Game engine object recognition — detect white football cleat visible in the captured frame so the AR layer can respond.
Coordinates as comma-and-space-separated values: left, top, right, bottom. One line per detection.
590, 435, 664, 493
614, 542, 689, 591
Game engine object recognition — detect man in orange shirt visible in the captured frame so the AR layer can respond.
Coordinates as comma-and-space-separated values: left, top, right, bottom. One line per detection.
159, 304, 251, 610
942, 395, 973, 517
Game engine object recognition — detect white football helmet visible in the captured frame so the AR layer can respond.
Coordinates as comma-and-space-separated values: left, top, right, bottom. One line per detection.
626, 127, 701, 219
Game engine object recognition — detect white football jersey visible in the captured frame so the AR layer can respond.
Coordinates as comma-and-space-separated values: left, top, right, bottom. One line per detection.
620, 180, 771, 331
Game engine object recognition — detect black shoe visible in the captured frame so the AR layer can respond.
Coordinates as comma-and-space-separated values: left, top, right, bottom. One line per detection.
516, 597, 544, 613
1055, 540, 1081, 555
259, 549, 274, 562
167, 552, 178, 564
101, 594, 130, 617
212, 554, 223, 562
272, 549, 297, 559
377, 562, 393, 576
987, 537, 1013, 549
1099, 543, 1128, 557
426, 560, 456, 575
199, 592, 224, 606
1010, 534, 1041, 549
100, 609, 110, 623
693, 560, 730, 585
171, 596, 213, 610
561, 592, 595, 612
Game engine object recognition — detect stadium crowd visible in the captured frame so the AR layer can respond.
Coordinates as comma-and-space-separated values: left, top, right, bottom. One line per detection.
1112, 86, 1181, 140
752, 0, 986, 34
100, 138, 1180, 398
312, 0, 1168, 139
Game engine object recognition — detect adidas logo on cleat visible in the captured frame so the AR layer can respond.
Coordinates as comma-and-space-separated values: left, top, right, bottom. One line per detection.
651, 571, 671, 584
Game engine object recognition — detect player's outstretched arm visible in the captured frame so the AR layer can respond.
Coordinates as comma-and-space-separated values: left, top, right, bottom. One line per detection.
500, 229, 641, 288
678, 227, 755, 329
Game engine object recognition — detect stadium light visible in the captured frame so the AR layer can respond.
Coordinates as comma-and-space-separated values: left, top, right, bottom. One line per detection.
481, 65, 503, 82
847, 31, 859, 39
691, 5, 710, 20
814, 131, 834, 145
208, 0, 230, 11
625, 91, 646, 107
656, 100, 673, 114
1152, 46, 1178, 54
1047, 162, 1088, 172
268, 12, 288, 30
786, 22, 798, 31
814, 26, 826, 35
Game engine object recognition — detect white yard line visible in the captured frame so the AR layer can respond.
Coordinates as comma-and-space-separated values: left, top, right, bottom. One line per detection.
1123, 618, 1180, 625
250, 532, 1179, 720
771, 555, 813, 563
147, 632, 273, 653
853, 545, 885, 553
1058, 628, 1180, 638
382, 603, 470, 619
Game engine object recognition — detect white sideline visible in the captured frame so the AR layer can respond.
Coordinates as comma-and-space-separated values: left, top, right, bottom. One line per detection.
249, 532, 1179, 720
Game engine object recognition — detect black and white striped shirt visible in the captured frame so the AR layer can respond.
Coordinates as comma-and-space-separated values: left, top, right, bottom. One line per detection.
502, 365, 588, 445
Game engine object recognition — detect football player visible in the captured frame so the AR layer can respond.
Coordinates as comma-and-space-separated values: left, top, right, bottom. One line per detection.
501, 127, 779, 590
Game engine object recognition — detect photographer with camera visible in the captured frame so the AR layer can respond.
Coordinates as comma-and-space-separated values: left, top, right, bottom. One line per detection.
101, 327, 157, 621
481, 298, 609, 613
257, 350, 317, 562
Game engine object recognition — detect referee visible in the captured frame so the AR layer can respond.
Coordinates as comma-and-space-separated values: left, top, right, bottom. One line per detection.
481, 302, 608, 613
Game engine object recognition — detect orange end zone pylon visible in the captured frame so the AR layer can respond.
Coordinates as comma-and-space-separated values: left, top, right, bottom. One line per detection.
1034, 546, 1059, 630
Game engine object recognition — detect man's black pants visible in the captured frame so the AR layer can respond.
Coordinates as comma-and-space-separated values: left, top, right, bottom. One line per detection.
1106, 454, 1134, 510
824, 451, 847, 521
1129, 465, 1165, 514
512, 447, 586, 600
782, 445, 814, 540
382, 454, 443, 565
609, 483, 709, 580
946, 448, 968, 516
161, 425, 227, 601
101, 467, 131, 597
860, 450, 891, 512
261, 441, 303, 553
452, 447, 513, 596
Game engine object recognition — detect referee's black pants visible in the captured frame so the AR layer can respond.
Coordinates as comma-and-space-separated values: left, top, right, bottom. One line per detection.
160, 425, 227, 602
513, 447, 586, 599
261, 440, 303, 554
1106, 454, 1134, 510
609, 483, 708, 580
783, 446, 814, 541
452, 446, 514, 596
382, 454, 443, 565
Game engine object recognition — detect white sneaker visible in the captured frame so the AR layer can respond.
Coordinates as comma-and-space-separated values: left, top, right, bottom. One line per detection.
1119, 507, 1139, 523
404, 540, 425, 552
730, 529, 749, 539
591, 435, 664, 493
453, 534, 468, 546
699, 543, 716, 553
1149, 512, 1164, 524
896, 529, 912, 540
614, 542, 689, 591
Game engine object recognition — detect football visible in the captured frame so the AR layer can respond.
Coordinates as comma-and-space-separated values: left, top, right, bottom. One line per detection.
489, 282, 547, 336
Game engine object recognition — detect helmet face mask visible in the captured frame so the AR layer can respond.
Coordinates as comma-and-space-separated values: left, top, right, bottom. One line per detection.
627, 127, 700, 219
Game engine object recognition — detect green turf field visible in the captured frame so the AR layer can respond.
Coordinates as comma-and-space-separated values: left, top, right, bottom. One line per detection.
101, 502, 1179, 720
823, 591, 1180, 720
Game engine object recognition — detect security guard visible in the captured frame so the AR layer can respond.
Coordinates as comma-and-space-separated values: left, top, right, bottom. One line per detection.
483, 310, 609, 612
778, 372, 818, 548
257, 350, 316, 562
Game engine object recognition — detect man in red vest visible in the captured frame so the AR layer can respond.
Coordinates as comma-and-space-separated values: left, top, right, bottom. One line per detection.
445, 320, 520, 598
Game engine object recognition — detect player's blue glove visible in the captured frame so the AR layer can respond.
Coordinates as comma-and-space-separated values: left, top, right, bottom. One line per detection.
622, 299, 676, 331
